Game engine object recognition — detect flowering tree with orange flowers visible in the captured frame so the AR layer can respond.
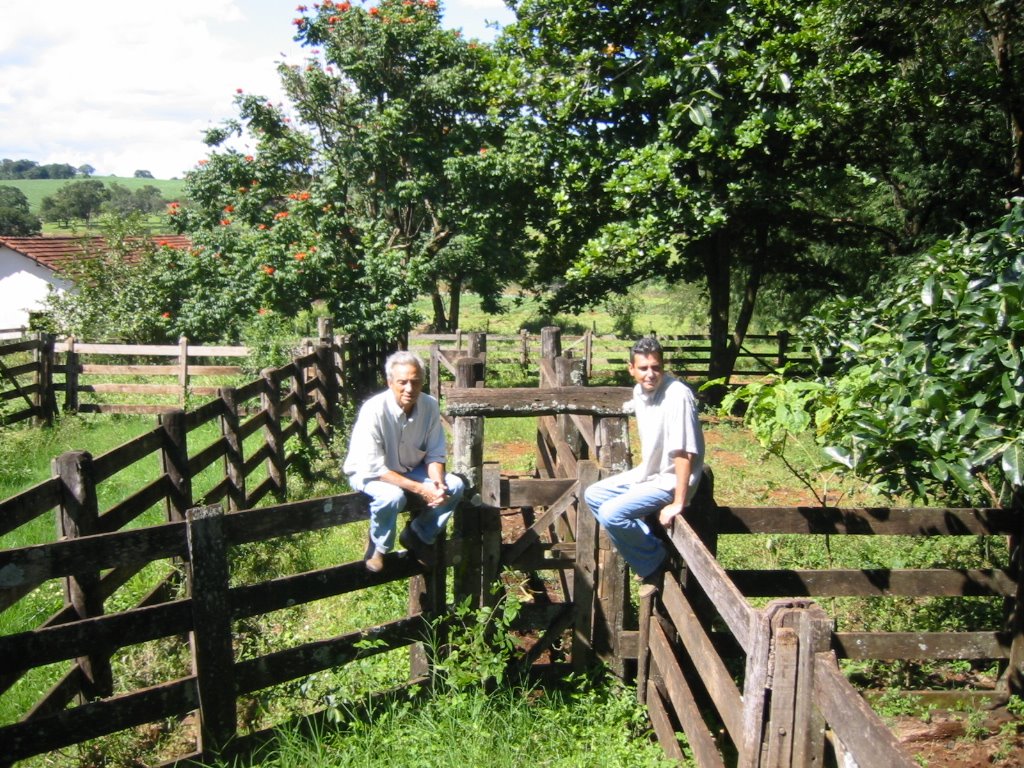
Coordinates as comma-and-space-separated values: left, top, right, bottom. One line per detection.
163, 0, 539, 342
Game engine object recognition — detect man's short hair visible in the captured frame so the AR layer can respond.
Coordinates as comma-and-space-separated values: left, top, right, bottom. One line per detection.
385, 350, 425, 381
630, 335, 663, 361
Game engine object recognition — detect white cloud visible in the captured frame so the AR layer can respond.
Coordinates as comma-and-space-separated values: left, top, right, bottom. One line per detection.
0, 0, 514, 179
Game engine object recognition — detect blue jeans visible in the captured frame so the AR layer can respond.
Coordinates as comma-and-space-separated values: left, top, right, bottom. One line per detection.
361, 465, 465, 552
583, 474, 673, 578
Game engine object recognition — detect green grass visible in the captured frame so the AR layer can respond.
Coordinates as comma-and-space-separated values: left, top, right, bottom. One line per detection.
221, 673, 680, 768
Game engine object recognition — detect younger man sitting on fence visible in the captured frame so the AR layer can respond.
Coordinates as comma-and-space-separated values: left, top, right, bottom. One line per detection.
584, 336, 704, 587
343, 350, 465, 572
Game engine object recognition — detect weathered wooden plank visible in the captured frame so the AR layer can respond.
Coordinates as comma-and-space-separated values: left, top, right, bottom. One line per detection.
243, 443, 272, 476
184, 397, 226, 430
666, 514, 757, 652
0, 600, 191, 668
0, 476, 62, 536
660, 571, 744, 744
649, 621, 727, 768
503, 477, 577, 508
80, 403, 177, 415
187, 436, 228, 477
645, 679, 689, 764
187, 505, 236, 755
505, 482, 578, 564
0, 522, 188, 587
833, 630, 1010, 660
234, 377, 266, 403
98, 475, 171, 533
572, 461, 600, 672
91, 426, 164, 482
0, 338, 41, 354
813, 651, 917, 768
233, 615, 426, 695
67, 342, 181, 356
0, 677, 198, 763
719, 506, 1014, 536
444, 386, 633, 417
728, 568, 1015, 598
239, 409, 269, 440
83, 383, 182, 395
764, 627, 799, 767
79, 364, 181, 375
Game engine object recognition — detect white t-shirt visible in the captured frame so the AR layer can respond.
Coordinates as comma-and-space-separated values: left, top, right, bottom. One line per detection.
625, 375, 704, 497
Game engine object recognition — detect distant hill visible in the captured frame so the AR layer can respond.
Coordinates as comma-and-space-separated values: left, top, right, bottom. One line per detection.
3, 176, 187, 216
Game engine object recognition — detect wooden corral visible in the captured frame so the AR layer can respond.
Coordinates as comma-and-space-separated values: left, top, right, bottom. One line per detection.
1, 327, 1020, 766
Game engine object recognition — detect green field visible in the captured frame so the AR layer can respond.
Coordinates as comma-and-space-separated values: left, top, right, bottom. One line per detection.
5, 176, 186, 212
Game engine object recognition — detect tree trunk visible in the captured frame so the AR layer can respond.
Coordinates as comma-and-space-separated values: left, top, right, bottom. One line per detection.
703, 229, 733, 404
987, 13, 1024, 194
729, 225, 767, 370
430, 289, 449, 332
448, 277, 463, 333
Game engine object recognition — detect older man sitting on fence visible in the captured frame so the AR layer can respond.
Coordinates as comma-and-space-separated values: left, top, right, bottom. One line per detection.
343, 350, 464, 572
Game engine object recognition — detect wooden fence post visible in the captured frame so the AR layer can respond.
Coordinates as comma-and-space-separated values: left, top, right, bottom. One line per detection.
178, 336, 190, 406
519, 328, 530, 369
53, 450, 113, 701
777, 330, 790, 369
219, 387, 246, 511
594, 416, 632, 674
33, 332, 55, 425
573, 459, 601, 672
452, 356, 484, 609
1005, 491, 1024, 695
430, 341, 442, 401
467, 332, 487, 380
186, 504, 237, 758
541, 327, 561, 377
316, 319, 337, 441
64, 335, 79, 413
480, 462, 503, 609
160, 409, 192, 523
261, 368, 286, 501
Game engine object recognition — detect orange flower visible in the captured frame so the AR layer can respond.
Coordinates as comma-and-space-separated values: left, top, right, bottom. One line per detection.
258, 307, 269, 315
221, 218, 232, 226
262, 265, 276, 275
274, 211, 289, 220
161, 311, 171, 319
245, 155, 255, 162
369, 6, 379, 15
258, 223, 268, 230
224, 204, 234, 213
198, 159, 208, 165
294, 251, 307, 260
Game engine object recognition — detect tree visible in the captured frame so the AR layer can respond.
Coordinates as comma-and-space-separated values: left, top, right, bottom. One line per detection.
134, 169, 154, 179
104, 183, 167, 217
40, 215, 181, 343
171, 0, 538, 337
497, 0, 1019, 395
78, 164, 95, 177
39, 179, 110, 227
0, 185, 42, 235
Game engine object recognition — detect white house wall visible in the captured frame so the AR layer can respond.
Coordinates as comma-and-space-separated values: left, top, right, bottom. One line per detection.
0, 247, 72, 330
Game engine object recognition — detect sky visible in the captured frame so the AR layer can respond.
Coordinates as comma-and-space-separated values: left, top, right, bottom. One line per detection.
0, 0, 515, 180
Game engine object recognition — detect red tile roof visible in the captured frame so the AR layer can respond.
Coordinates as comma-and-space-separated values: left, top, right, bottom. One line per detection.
0, 235, 191, 272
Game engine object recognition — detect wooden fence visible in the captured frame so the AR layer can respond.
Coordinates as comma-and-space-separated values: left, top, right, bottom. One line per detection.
0, 323, 396, 426
3, 331, 1017, 766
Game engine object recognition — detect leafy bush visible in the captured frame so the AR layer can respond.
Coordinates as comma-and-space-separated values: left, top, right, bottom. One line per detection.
729, 204, 1024, 506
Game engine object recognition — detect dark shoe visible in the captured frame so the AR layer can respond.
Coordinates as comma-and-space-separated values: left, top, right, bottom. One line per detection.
638, 565, 666, 592
364, 537, 385, 573
400, 525, 435, 568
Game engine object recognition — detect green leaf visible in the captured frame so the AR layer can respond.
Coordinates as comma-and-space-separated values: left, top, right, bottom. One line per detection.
1001, 442, 1024, 487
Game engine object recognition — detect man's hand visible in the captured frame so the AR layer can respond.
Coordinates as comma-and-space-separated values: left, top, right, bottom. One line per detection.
659, 502, 684, 527
420, 479, 449, 507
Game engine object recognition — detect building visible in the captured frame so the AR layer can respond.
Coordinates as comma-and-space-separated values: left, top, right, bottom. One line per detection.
0, 235, 190, 336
